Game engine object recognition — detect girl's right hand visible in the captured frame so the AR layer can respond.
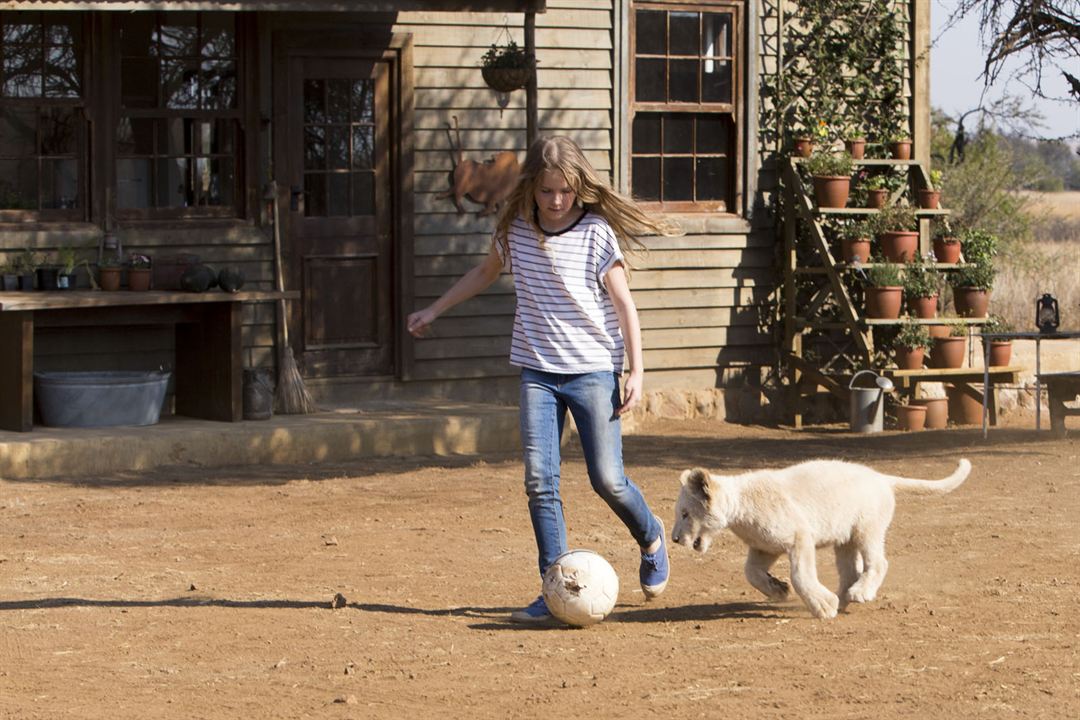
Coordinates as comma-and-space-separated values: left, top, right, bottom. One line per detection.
407, 307, 437, 337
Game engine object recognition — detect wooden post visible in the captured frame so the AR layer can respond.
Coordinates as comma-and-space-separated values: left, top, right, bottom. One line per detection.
525, 11, 538, 147
912, 0, 931, 165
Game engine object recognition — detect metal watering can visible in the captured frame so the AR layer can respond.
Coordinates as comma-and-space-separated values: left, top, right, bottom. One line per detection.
849, 370, 894, 433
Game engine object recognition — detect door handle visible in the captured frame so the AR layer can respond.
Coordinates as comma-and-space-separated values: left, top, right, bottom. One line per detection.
290, 185, 303, 213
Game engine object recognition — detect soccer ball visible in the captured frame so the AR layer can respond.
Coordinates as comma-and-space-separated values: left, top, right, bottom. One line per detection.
541, 550, 619, 627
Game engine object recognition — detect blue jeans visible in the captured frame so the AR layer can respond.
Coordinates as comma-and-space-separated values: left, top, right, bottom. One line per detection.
519, 368, 661, 578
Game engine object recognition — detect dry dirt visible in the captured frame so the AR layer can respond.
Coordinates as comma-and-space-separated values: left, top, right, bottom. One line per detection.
2, 417, 1078, 719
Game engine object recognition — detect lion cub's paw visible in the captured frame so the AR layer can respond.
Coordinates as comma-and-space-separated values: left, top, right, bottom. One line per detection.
806, 591, 840, 620
765, 574, 790, 600
845, 586, 877, 605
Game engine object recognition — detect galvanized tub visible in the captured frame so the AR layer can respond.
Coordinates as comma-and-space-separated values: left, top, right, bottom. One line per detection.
34, 371, 171, 428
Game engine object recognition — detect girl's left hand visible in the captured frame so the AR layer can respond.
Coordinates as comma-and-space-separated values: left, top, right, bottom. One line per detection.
617, 371, 643, 415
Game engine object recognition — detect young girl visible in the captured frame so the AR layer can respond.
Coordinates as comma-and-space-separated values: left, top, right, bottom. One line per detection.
407, 135, 681, 623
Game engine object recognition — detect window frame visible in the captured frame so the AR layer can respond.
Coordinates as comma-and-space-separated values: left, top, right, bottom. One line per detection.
628, 0, 743, 215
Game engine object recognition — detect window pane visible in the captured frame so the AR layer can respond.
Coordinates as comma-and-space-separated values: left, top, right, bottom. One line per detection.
669, 12, 699, 56
663, 115, 693, 153
207, 157, 234, 206
0, 158, 37, 209
635, 58, 665, 102
304, 173, 326, 217
0, 107, 36, 153
351, 80, 373, 122
632, 113, 660, 154
3, 17, 41, 45
663, 157, 693, 201
703, 13, 731, 57
352, 172, 374, 215
304, 80, 325, 123
327, 126, 349, 170
40, 107, 77, 155
3, 45, 42, 97
305, 126, 326, 170
157, 157, 189, 207
702, 60, 731, 103
632, 157, 660, 201
121, 58, 158, 108
117, 158, 151, 208
696, 114, 730, 153
45, 13, 81, 46
119, 12, 154, 56
201, 14, 234, 56
635, 10, 665, 55
670, 60, 698, 102
327, 79, 351, 123
160, 118, 192, 156
207, 119, 234, 154
116, 117, 156, 155
696, 157, 727, 201
162, 59, 199, 109
202, 59, 236, 109
158, 14, 198, 57
42, 158, 78, 209
328, 173, 348, 216
44, 45, 81, 98
352, 126, 373, 169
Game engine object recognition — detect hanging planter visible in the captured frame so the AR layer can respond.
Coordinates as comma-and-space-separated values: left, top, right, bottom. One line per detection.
481, 39, 534, 93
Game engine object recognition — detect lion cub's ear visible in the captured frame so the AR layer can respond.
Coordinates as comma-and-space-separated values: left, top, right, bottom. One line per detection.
679, 468, 712, 501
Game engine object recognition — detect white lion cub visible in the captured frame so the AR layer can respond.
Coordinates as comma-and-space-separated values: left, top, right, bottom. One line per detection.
672, 458, 971, 619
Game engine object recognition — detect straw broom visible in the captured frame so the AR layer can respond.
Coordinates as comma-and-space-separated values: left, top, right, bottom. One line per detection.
270, 181, 317, 414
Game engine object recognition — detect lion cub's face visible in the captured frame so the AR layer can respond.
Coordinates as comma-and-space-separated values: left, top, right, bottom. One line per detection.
672, 468, 718, 553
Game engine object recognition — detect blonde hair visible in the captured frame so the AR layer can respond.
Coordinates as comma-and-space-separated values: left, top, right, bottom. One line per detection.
493, 135, 682, 263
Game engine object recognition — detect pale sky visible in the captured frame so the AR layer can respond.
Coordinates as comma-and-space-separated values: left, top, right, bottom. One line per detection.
930, 1, 1079, 143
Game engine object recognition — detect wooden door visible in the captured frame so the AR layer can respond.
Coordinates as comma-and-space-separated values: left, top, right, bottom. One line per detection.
287, 55, 393, 377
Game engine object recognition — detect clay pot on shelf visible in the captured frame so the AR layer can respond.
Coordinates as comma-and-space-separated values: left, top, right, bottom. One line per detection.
812, 175, 851, 208
917, 189, 941, 209
128, 268, 152, 291
984, 339, 1013, 367
840, 237, 871, 264
878, 231, 919, 263
98, 267, 122, 292
844, 138, 866, 160
953, 287, 990, 318
866, 189, 889, 209
908, 294, 939, 319
895, 403, 927, 431
930, 336, 966, 369
914, 397, 948, 429
932, 237, 962, 264
894, 345, 925, 370
865, 286, 903, 319
946, 384, 984, 425
889, 140, 912, 160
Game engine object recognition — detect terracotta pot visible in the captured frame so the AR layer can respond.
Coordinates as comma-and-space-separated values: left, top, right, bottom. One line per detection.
914, 397, 948, 429
128, 268, 152, 291
866, 189, 889, 209
896, 404, 927, 431
917, 189, 941, 209
793, 138, 814, 158
894, 345, 925, 370
984, 339, 1013, 367
865, 286, 903, 319
845, 138, 866, 159
953, 287, 990, 318
927, 323, 950, 339
908, 294, 938, 319
933, 237, 962, 264
99, 267, 122, 292
930, 336, 966, 369
840, 237, 871, 264
878, 231, 919, 262
946, 384, 983, 425
813, 175, 851, 208
889, 140, 912, 160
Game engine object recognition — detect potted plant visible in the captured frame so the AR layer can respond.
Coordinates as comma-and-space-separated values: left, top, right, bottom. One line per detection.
871, 204, 918, 262
903, 254, 942, 319
918, 169, 943, 209
980, 314, 1014, 367
35, 253, 62, 291
837, 219, 872, 264
862, 173, 892, 209
57, 246, 78, 290
929, 320, 967, 369
1, 260, 18, 291
14, 249, 38, 290
862, 258, 904, 319
806, 150, 853, 208
949, 228, 997, 317
127, 253, 153, 291
842, 122, 866, 160
887, 130, 912, 160
791, 116, 829, 158
932, 219, 962, 264
480, 39, 533, 93
893, 319, 931, 370
895, 402, 928, 431
97, 255, 123, 292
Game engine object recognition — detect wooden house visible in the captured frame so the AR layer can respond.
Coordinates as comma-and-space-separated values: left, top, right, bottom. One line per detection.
0, 1, 933, 422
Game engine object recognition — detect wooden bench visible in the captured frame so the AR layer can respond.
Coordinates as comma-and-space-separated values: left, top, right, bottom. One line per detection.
0, 290, 295, 432
883, 366, 1024, 426
1039, 371, 1080, 437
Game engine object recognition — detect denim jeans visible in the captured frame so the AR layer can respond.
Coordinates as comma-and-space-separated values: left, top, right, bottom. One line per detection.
519, 368, 661, 578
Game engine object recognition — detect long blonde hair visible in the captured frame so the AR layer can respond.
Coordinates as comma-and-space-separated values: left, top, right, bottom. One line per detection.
494, 135, 682, 263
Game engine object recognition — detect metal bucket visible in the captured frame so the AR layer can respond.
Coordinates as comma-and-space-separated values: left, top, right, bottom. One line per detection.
849, 370, 893, 433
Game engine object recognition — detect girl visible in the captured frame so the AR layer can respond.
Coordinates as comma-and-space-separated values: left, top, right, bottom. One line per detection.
407, 135, 681, 623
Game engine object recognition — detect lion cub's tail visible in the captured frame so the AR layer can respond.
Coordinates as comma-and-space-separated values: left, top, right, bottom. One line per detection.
888, 458, 971, 494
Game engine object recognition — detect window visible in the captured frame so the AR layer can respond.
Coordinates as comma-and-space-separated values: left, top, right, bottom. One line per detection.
0, 12, 85, 220
630, 2, 740, 213
116, 12, 241, 217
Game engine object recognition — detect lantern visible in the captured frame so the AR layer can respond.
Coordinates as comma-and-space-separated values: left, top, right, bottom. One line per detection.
1035, 293, 1059, 334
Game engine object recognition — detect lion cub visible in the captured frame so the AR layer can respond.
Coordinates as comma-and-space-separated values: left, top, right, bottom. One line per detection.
672, 458, 971, 619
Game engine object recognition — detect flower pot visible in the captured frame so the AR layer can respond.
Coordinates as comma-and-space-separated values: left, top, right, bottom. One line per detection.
36, 267, 60, 291
812, 175, 850, 208
889, 140, 912, 160
984, 339, 1012, 367
917, 189, 941, 209
865, 286, 903, 319
930, 336, 966, 369
932, 237, 961, 264
946, 384, 983, 425
2, 273, 18, 291
878, 230, 919, 263
481, 65, 532, 93
895, 404, 927, 431
57, 272, 76, 290
908, 294, 938, 319
17, 272, 35, 290
840, 237, 871, 264
952, 287, 989, 318
914, 397, 948, 429
927, 323, 950, 339
894, 345, 925, 370
866, 189, 889, 209
99, 267, 122, 292
793, 137, 814, 158
128, 267, 152, 291
844, 138, 866, 159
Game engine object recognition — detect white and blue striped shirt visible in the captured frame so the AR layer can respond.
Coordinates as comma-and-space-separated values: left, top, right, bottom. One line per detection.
500, 212, 626, 374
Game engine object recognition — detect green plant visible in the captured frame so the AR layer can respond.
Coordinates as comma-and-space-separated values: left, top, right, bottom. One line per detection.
863, 174, 890, 191
13, 249, 38, 273
58, 246, 78, 275
838, 218, 873, 241
887, 129, 911, 143
981, 314, 1013, 335
960, 228, 999, 266
871, 204, 917, 233
932, 218, 958, 241
949, 228, 998, 290
804, 150, 853, 177
946, 320, 968, 338
949, 262, 996, 290
98, 255, 124, 269
481, 40, 530, 70
928, 169, 943, 189
864, 259, 903, 287
903, 255, 942, 298
894, 319, 931, 349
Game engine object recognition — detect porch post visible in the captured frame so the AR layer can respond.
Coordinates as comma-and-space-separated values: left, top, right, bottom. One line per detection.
525, 11, 538, 146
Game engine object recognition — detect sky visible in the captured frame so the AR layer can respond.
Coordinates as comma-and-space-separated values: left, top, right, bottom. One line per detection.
930, 2, 1079, 143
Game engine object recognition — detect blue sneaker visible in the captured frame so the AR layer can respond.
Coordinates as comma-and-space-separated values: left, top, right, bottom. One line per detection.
640, 516, 670, 599
509, 595, 552, 624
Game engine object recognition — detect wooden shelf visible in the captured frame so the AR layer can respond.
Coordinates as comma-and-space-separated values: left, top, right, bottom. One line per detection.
815, 207, 950, 217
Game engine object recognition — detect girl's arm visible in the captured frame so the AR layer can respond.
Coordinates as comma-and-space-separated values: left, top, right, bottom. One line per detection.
606, 262, 643, 415
407, 245, 504, 337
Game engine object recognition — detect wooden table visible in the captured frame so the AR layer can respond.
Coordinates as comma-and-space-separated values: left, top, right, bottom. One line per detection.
0, 290, 296, 432
884, 366, 1024, 429
980, 331, 1080, 437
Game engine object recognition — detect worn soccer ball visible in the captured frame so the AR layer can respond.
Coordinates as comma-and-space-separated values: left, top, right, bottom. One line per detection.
541, 550, 619, 627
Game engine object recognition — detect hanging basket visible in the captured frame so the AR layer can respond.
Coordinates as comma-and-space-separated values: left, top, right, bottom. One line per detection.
482, 65, 532, 93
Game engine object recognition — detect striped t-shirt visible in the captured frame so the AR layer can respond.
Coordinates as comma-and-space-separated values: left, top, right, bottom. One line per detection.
499, 212, 626, 374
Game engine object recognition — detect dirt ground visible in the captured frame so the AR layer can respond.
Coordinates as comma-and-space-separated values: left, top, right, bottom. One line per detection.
1, 415, 1078, 719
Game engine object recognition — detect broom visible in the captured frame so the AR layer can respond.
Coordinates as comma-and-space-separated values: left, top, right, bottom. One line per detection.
270, 181, 317, 414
